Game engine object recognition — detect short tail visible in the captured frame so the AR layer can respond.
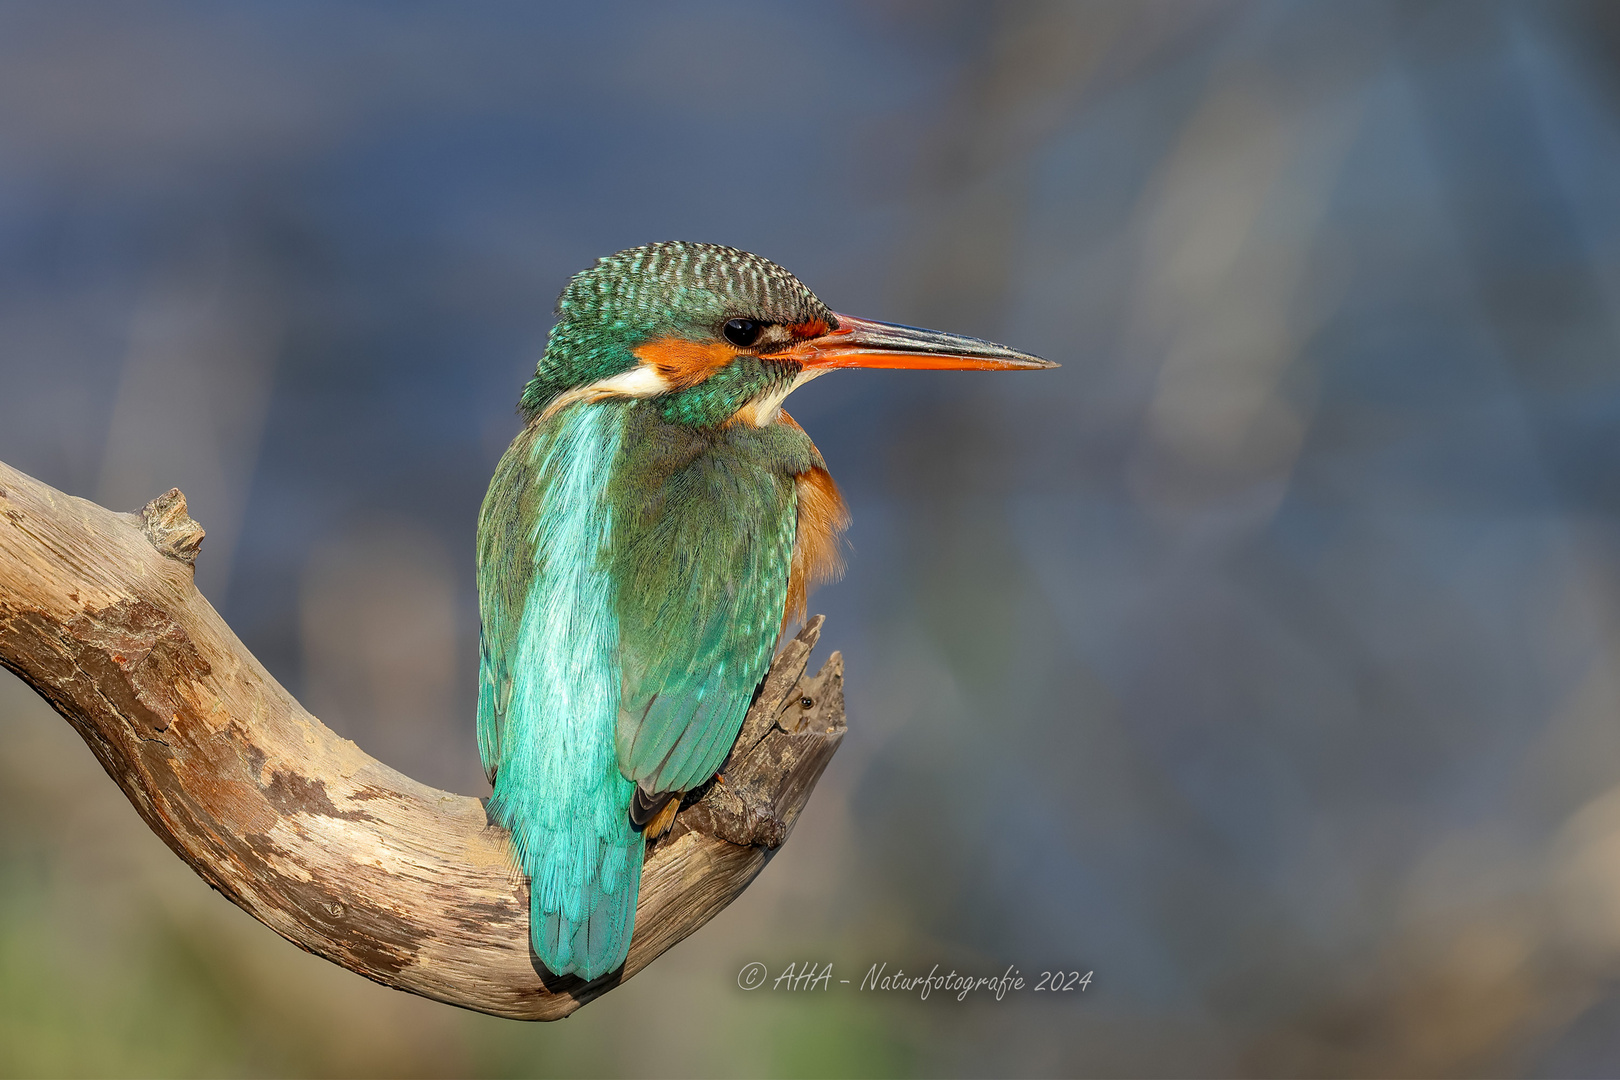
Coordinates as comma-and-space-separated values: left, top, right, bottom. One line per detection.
528, 822, 643, 980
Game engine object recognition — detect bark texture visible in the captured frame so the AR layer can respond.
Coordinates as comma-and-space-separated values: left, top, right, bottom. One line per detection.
0, 459, 845, 1020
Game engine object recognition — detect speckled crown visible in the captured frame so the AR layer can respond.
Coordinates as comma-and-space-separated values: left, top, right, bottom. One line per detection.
523, 242, 833, 415
558, 241, 830, 331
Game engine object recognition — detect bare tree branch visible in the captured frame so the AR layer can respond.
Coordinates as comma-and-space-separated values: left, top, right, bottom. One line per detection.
0, 458, 845, 1020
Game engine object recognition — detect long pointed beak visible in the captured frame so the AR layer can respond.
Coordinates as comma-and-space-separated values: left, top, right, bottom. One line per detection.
784, 313, 1057, 371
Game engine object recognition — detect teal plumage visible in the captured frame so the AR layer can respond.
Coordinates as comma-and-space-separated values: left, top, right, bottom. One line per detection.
477, 242, 1051, 980
477, 399, 813, 978
477, 402, 640, 979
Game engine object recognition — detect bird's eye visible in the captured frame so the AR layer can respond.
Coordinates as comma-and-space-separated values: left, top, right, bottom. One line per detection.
723, 318, 763, 348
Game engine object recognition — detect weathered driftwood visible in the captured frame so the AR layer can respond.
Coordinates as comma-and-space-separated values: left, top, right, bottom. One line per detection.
0, 458, 845, 1020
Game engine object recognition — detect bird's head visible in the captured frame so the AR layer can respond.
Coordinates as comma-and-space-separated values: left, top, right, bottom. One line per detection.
521, 241, 1054, 428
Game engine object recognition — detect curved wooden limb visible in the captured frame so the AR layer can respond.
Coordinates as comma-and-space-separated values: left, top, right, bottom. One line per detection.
0, 459, 845, 1020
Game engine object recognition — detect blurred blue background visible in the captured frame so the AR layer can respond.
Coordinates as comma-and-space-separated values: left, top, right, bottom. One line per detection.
4, 1, 1620, 1075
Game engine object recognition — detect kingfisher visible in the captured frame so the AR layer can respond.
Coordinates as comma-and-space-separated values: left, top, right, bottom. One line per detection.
477, 241, 1053, 980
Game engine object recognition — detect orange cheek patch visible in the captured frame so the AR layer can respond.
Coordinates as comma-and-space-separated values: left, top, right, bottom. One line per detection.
789, 318, 830, 339
632, 336, 739, 390
784, 463, 850, 628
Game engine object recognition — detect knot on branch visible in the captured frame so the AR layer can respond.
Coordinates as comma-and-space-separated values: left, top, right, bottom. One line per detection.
664, 618, 845, 854
140, 489, 204, 564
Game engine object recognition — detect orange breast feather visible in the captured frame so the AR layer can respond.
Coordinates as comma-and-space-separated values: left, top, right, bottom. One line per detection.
781, 413, 850, 627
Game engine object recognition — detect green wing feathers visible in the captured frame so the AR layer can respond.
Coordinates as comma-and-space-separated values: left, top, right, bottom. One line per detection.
609, 410, 808, 796
476, 402, 816, 980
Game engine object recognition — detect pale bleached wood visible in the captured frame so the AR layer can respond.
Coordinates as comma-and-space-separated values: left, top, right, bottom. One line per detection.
0, 458, 845, 1020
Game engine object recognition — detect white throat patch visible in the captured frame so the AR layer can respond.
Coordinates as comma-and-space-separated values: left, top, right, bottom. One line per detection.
539, 364, 672, 422
746, 366, 828, 427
